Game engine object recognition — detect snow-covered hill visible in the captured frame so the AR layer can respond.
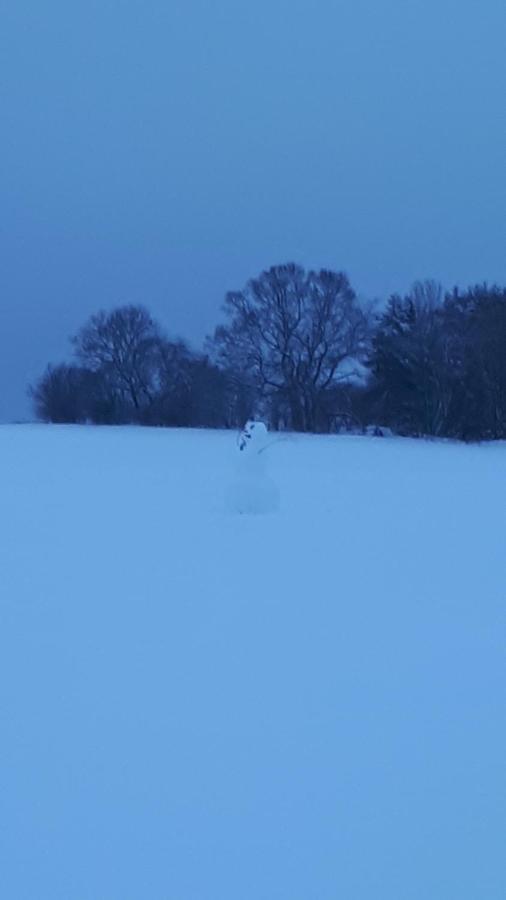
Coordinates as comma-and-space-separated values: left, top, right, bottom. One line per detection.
1, 425, 505, 899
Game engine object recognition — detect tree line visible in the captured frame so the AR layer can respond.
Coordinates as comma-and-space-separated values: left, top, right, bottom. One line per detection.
31, 263, 506, 441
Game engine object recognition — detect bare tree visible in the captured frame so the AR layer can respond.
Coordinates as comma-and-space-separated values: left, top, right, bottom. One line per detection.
411, 278, 443, 310
144, 338, 193, 425
209, 263, 369, 431
29, 364, 104, 423
369, 280, 455, 436
72, 305, 160, 418
443, 284, 506, 440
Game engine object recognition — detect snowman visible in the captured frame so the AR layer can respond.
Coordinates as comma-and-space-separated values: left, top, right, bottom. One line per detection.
227, 420, 279, 514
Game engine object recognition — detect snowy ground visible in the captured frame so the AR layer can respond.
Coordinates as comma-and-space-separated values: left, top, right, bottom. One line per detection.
1, 424, 505, 899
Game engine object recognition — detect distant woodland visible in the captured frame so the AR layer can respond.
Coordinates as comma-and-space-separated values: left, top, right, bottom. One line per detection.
31, 263, 506, 442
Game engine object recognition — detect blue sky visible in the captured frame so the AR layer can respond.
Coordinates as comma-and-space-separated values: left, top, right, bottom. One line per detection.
1, 0, 505, 420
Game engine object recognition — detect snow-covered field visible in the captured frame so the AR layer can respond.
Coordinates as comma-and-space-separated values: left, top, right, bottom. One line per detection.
1, 424, 505, 899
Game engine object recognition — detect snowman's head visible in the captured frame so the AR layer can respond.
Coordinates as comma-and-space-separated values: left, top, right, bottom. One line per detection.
238, 420, 269, 453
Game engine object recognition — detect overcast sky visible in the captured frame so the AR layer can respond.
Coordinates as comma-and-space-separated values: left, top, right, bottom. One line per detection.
1, 0, 505, 421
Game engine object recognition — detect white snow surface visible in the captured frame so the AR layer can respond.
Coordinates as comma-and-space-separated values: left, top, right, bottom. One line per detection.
1, 424, 505, 899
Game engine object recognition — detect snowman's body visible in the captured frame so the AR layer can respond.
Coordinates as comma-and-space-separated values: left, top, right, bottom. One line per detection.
227, 421, 279, 514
